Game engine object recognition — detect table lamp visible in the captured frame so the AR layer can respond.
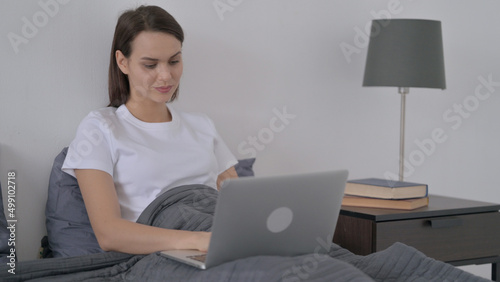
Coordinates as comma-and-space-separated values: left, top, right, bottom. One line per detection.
362, 19, 446, 181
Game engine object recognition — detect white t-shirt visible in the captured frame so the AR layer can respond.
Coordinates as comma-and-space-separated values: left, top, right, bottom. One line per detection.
62, 104, 237, 222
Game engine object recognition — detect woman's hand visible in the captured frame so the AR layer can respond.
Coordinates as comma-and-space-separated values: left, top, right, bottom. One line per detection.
217, 166, 238, 190
194, 231, 211, 252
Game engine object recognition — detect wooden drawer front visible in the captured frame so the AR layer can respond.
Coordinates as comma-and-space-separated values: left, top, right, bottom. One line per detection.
333, 214, 374, 255
376, 212, 500, 262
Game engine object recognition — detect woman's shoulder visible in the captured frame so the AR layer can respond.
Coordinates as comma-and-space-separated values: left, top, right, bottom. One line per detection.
87, 106, 119, 118
78, 106, 121, 129
172, 106, 214, 127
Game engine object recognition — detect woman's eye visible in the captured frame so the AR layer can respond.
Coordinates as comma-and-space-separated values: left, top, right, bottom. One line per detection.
144, 64, 157, 69
169, 60, 180, 65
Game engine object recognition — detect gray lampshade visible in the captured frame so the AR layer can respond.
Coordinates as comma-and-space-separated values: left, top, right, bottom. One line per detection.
363, 19, 446, 89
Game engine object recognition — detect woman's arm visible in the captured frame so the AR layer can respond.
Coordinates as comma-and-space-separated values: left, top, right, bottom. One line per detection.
75, 169, 210, 254
216, 166, 238, 190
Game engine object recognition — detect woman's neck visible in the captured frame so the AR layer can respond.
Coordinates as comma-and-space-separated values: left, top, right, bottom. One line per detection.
124, 100, 172, 123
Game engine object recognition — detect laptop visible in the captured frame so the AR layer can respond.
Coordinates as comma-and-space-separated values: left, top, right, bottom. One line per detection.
161, 169, 348, 269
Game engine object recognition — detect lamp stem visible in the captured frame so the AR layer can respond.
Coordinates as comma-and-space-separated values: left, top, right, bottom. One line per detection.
398, 87, 409, 181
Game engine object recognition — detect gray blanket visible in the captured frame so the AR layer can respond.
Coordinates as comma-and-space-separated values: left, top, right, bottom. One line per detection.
1, 185, 489, 281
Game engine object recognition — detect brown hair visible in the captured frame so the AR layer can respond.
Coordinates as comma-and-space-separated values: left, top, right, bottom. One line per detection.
108, 5, 184, 107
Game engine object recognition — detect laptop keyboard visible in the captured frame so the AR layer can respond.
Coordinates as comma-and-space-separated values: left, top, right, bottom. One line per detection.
188, 254, 207, 263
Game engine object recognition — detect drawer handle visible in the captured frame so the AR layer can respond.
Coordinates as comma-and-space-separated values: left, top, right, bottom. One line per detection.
428, 218, 463, 229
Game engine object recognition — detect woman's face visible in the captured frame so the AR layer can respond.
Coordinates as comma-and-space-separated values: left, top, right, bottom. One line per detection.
116, 31, 183, 106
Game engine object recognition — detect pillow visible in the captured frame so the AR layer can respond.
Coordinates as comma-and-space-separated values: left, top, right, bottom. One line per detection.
45, 147, 255, 257
0, 180, 14, 264
45, 147, 103, 258
234, 158, 256, 177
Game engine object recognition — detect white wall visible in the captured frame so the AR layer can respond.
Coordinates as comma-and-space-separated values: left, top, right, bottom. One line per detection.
1, 0, 499, 278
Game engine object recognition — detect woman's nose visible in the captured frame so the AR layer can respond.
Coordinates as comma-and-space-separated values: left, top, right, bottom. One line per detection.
157, 64, 172, 81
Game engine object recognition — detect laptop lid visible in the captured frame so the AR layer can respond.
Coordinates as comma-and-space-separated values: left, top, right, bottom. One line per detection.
204, 169, 348, 268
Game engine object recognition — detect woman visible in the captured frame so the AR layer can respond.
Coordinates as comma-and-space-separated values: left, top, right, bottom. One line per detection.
62, 5, 238, 255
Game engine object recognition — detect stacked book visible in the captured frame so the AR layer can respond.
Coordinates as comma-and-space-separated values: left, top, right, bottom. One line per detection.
342, 178, 429, 210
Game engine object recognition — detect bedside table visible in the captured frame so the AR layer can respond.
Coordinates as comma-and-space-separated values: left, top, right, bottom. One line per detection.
333, 195, 500, 281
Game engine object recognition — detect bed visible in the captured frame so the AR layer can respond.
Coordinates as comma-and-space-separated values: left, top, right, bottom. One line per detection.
0, 148, 490, 281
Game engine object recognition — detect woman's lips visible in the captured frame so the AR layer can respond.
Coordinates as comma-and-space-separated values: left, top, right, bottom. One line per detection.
155, 86, 172, 93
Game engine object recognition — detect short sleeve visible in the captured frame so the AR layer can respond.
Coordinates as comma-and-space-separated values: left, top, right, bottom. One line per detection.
207, 117, 238, 174
62, 113, 114, 178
